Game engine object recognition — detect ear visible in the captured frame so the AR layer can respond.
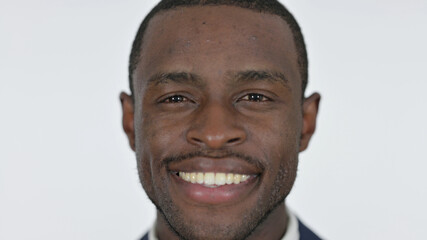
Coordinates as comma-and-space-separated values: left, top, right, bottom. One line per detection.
299, 93, 321, 152
120, 92, 136, 151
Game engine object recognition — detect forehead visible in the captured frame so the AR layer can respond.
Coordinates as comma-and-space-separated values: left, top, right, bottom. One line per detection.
135, 5, 300, 93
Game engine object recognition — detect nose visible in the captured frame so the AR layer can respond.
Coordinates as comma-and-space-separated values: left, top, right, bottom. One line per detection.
186, 102, 247, 149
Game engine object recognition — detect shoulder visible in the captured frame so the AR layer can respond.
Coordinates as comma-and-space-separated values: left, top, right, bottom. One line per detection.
297, 219, 322, 240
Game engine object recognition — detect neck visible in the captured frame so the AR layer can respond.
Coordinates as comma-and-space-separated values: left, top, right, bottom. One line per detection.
155, 202, 288, 240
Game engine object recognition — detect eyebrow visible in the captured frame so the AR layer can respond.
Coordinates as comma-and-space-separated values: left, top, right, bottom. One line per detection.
146, 70, 290, 90
146, 72, 205, 88
229, 70, 290, 89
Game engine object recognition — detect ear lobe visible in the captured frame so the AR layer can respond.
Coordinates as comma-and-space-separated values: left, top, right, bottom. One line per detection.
120, 92, 136, 151
299, 93, 321, 152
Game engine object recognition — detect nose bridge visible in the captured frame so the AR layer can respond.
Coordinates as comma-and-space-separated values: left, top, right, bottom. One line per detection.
186, 101, 246, 148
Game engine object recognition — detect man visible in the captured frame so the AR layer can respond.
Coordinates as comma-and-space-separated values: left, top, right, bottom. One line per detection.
120, 0, 321, 239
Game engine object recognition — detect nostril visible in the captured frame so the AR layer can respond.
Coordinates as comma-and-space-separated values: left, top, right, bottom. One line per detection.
191, 137, 203, 143
227, 138, 241, 144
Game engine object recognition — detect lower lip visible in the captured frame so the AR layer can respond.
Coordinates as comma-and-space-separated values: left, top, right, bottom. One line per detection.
170, 173, 259, 205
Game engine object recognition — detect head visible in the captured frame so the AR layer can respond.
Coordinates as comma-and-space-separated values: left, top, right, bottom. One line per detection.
121, 1, 320, 240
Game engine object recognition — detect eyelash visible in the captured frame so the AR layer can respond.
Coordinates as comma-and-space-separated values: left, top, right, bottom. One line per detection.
161, 93, 270, 104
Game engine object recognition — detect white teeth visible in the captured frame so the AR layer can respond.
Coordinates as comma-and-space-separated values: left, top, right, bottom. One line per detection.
190, 173, 197, 183
184, 172, 191, 182
226, 173, 234, 184
204, 173, 215, 185
215, 173, 226, 185
233, 174, 241, 184
241, 174, 250, 181
196, 172, 204, 184
178, 172, 252, 186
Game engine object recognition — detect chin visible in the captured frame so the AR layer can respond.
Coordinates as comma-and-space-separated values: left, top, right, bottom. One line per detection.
160, 205, 261, 240
155, 185, 287, 240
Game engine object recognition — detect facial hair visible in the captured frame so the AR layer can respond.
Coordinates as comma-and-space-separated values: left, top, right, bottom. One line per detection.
140, 149, 298, 240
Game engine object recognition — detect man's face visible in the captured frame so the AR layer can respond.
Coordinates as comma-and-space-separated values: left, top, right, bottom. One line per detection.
122, 6, 319, 240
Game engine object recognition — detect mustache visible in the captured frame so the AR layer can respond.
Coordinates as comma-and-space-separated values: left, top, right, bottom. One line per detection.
161, 149, 265, 171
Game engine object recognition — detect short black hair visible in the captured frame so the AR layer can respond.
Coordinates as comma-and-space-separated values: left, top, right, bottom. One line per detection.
128, 0, 308, 97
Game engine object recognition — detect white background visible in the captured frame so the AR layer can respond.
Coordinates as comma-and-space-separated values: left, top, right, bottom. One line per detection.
1, 0, 426, 239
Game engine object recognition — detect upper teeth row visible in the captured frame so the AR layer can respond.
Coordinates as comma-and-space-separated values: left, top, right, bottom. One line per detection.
179, 172, 250, 186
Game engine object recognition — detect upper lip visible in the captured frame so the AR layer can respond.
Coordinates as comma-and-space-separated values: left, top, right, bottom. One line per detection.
167, 157, 263, 175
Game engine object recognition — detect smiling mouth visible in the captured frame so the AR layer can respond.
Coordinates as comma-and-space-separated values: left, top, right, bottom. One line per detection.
167, 155, 262, 204
177, 172, 253, 187
171, 170, 260, 204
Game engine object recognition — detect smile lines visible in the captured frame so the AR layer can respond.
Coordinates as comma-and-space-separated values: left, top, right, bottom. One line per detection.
178, 172, 251, 186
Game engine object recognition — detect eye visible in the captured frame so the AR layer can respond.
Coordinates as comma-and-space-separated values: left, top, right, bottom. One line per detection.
161, 95, 190, 103
239, 93, 271, 102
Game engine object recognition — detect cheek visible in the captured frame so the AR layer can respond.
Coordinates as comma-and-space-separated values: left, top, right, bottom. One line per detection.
248, 108, 302, 167
136, 112, 188, 181
141, 115, 187, 160
135, 109, 171, 198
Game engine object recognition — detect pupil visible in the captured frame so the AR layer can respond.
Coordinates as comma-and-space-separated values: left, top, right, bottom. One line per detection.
171, 96, 182, 102
249, 94, 262, 101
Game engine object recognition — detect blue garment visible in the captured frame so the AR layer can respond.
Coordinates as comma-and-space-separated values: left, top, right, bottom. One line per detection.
298, 219, 322, 240
140, 219, 321, 240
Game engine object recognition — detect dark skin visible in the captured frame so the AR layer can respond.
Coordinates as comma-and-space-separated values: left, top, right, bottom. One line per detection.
121, 6, 320, 240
